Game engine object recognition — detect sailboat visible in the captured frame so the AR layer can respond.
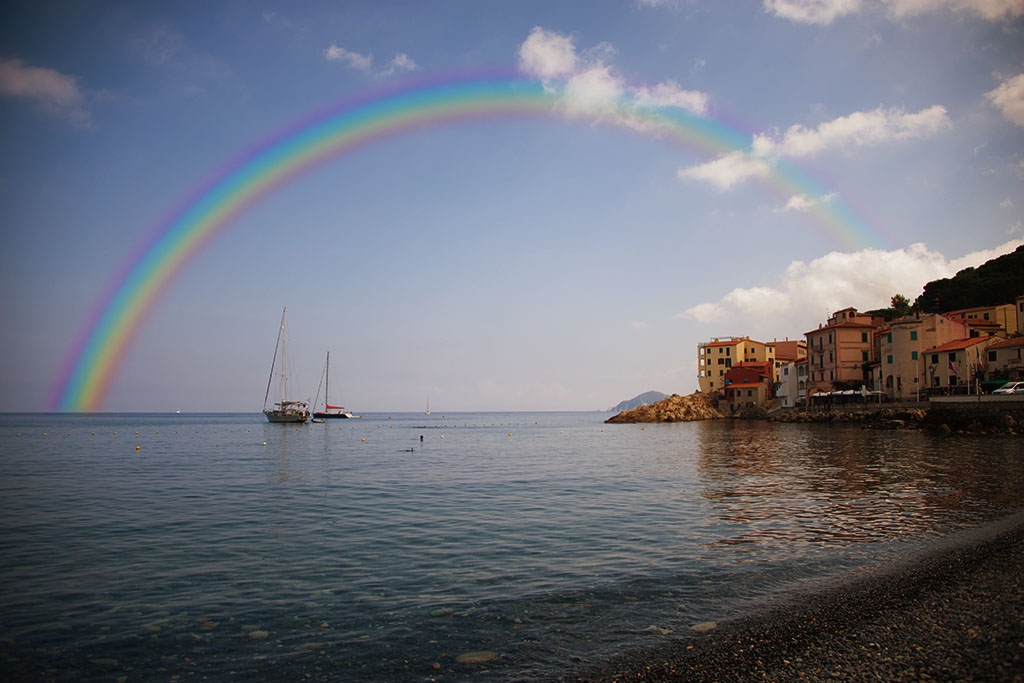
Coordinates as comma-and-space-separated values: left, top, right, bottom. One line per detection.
263, 307, 311, 423
425, 395, 430, 415
313, 351, 355, 419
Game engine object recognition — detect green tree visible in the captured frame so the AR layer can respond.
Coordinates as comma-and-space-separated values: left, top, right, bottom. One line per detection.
890, 294, 911, 316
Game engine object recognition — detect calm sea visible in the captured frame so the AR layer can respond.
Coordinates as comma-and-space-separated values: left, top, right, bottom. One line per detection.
2, 412, 1023, 680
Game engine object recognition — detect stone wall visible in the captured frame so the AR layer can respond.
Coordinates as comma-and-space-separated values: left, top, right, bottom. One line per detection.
925, 396, 1024, 430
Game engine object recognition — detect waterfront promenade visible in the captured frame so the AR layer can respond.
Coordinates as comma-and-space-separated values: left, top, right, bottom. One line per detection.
572, 513, 1024, 681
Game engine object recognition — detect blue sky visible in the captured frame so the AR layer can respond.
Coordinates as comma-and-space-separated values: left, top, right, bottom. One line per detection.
1, 0, 1023, 412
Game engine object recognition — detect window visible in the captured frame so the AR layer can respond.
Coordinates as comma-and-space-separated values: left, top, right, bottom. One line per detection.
988, 351, 997, 362
887, 354, 893, 364
931, 354, 939, 364
726, 348, 730, 356
911, 351, 918, 360
830, 370, 834, 380
829, 352, 833, 362
910, 331, 917, 341
948, 352, 956, 361
984, 313, 990, 320
933, 376, 940, 386
861, 332, 868, 342
887, 333, 892, 343
783, 367, 789, 376
862, 351, 869, 361
828, 333, 832, 343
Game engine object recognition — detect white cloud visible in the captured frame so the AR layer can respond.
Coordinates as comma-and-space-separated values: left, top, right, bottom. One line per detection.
755, 105, 951, 157
764, 0, 863, 24
776, 192, 838, 212
324, 44, 373, 71
1001, 198, 1015, 208
1008, 221, 1023, 235
677, 151, 773, 190
516, 27, 709, 120
680, 105, 949, 191
634, 80, 709, 116
381, 53, 419, 77
675, 238, 1024, 336
518, 27, 578, 80
986, 73, 1024, 128
883, 0, 1024, 20
324, 44, 419, 79
766, 0, 1024, 22
0, 58, 90, 127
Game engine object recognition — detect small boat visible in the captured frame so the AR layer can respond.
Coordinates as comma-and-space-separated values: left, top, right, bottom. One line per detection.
312, 351, 356, 419
262, 307, 310, 424
425, 395, 430, 415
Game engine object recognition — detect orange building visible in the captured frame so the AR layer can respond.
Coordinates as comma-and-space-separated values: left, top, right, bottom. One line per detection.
805, 308, 880, 394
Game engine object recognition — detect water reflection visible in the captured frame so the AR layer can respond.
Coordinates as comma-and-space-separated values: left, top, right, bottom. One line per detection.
696, 421, 1023, 554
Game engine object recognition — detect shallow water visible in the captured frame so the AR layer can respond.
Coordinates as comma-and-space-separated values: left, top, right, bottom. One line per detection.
1, 412, 1022, 680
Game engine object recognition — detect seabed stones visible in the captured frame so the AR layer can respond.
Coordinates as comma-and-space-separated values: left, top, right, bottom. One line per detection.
455, 650, 498, 664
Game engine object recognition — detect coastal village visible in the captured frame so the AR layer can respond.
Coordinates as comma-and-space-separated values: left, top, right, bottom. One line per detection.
699, 296, 1024, 415
608, 290, 1024, 429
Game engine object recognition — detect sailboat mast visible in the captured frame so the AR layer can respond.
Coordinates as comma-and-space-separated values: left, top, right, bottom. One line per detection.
325, 351, 330, 407
281, 307, 287, 407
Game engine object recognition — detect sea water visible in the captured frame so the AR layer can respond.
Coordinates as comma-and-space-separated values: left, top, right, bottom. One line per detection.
1, 412, 1022, 680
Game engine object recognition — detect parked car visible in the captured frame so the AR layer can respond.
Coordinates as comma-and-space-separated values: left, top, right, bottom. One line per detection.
992, 381, 1024, 395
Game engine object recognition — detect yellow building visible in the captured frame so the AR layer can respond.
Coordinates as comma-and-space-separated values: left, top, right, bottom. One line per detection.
946, 303, 1019, 337
697, 337, 776, 393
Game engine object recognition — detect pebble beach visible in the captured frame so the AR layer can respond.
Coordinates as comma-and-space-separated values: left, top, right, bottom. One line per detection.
570, 513, 1024, 682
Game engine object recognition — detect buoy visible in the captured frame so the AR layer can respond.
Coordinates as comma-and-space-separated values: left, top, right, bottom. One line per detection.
135, 431, 139, 435
262, 442, 267, 446
114, 432, 117, 435
361, 438, 365, 442
43, 433, 47, 436
135, 446, 140, 451
91, 432, 95, 436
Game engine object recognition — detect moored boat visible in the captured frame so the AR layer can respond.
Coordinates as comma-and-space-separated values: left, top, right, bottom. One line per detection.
263, 307, 310, 423
312, 351, 357, 419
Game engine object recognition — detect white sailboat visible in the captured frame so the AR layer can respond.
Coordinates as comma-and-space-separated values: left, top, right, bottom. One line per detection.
263, 307, 310, 423
425, 395, 430, 415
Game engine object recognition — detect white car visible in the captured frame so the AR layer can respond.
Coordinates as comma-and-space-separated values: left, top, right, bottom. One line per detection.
992, 381, 1024, 395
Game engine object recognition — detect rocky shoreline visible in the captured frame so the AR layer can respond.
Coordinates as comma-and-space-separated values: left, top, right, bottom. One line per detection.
604, 392, 723, 424
605, 393, 1022, 435
565, 512, 1024, 682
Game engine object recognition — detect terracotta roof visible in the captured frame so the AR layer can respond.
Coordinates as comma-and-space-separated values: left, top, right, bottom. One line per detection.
925, 338, 987, 353
805, 320, 877, 335
988, 337, 1024, 349
702, 339, 743, 347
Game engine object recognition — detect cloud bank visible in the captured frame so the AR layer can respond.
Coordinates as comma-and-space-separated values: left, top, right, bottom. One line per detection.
678, 105, 951, 192
676, 238, 1024, 337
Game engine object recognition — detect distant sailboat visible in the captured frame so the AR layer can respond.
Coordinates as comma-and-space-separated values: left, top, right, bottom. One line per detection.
425, 395, 430, 415
313, 352, 355, 419
262, 307, 310, 424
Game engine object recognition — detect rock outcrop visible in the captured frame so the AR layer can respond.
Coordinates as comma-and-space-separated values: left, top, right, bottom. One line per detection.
605, 392, 723, 424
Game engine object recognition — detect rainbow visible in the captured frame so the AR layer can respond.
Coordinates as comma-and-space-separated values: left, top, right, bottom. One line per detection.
51, 72, 886, 412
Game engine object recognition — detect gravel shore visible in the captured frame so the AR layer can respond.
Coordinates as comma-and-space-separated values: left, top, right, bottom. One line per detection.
567, 513, 1024, 682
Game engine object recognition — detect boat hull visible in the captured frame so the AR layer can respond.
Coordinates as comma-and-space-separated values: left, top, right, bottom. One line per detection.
264, 409, 310, 423
313, 411, 352, 419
